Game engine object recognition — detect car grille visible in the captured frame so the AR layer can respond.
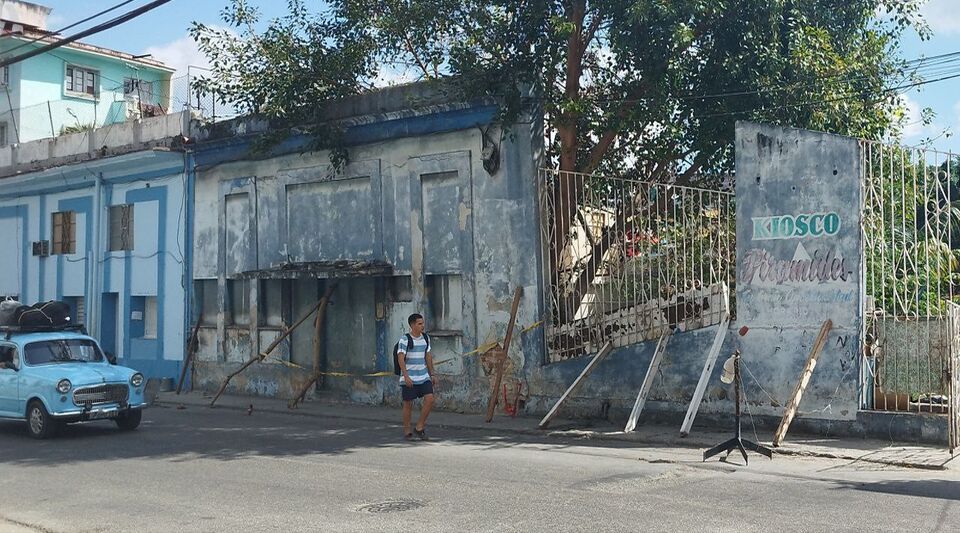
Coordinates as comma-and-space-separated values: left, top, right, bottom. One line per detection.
72, 384, 129, 407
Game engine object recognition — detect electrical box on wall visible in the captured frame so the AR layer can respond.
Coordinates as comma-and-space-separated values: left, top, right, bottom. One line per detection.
32, 240, 49, 257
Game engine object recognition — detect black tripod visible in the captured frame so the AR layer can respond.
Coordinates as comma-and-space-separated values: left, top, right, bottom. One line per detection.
702, 351, 773, 465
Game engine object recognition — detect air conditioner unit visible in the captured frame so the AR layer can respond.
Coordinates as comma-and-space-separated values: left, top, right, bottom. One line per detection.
32, 240, 49, 257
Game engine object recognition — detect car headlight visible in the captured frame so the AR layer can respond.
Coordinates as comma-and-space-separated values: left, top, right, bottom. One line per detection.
56, 379, 71, 394
130, 373, 144, 387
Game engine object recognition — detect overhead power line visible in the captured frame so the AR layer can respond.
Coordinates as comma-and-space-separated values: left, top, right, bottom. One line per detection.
0, 0, 173, 69
1, 0, 139, 59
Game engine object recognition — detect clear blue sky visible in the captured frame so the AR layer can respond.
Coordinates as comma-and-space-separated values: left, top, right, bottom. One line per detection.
37, 0, 960, 154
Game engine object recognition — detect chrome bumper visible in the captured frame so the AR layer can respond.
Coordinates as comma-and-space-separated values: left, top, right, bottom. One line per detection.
51, 401, 148, 419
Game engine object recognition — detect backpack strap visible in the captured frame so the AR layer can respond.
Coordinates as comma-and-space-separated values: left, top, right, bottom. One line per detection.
406, 333, 414, 351
423, 333, 430, 352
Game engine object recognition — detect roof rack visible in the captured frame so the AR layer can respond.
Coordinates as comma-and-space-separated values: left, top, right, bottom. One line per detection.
2, 324, 88, 340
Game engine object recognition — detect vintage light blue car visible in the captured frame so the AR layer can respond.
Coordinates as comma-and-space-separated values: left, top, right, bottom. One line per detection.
0, 328, 147, 438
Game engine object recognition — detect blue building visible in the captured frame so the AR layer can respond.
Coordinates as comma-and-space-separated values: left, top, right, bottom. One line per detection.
0, 1, 173, 145
0, 111, 191, 381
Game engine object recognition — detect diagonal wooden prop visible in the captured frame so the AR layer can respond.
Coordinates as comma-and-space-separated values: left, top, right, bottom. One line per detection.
210, 287, 334, 407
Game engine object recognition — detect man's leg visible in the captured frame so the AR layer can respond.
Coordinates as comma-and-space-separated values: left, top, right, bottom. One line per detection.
402, 400, 413, 435
415, 393, 434, 431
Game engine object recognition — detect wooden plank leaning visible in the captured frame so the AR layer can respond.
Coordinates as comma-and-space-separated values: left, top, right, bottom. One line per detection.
176, 317, 202, 395
772, 319, 833, 447
485, 287, 524, 423
624, 328, 673, 433
288, 284, 338, 409
209, 290, 333, 407
538, 341, 614, 429
680, 285, 731, 437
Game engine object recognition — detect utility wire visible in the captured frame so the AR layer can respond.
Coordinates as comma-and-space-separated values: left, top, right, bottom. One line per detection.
0, 0, 139, 59
0, 0, 173, 69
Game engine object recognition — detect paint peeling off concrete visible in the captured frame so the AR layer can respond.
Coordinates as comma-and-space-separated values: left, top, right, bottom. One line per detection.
458, 202, 472, 231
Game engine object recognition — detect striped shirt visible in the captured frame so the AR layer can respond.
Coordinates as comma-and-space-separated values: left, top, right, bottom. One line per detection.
397, 334, 430, 384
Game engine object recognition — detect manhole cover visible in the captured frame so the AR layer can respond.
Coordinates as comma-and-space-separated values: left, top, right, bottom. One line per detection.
357, 500, 425, 514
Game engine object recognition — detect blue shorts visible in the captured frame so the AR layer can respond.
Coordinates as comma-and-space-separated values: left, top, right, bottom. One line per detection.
401, 380, 434, 401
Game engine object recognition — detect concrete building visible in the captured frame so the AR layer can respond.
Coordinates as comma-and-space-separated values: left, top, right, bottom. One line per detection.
0, 110, 191, 380
0, 1, 173, 145
189, 82, 544, 407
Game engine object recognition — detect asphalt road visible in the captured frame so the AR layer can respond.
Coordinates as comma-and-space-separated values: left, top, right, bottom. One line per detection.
0, 404, 958, 533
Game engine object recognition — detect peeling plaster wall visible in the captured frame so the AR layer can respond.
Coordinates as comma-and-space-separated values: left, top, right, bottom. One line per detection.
190, 100, 545, 409
732, 122, 862, 421
188, 104, 878, 438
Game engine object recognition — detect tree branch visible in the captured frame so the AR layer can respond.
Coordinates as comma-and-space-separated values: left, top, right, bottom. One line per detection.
402, 32, 432, 79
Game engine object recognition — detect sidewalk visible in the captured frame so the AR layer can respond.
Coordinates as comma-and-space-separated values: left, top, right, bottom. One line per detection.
157, 391, 957, 470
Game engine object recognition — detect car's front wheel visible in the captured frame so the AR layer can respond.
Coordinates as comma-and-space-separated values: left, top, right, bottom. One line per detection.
115, 409, 142, 431
26, 400, 59, 439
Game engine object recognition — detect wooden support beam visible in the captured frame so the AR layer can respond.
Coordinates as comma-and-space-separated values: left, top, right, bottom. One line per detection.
680, 312, 730, 437
625, 328, 672, 433
176, 317, 202, 395
772, 319, 833, 447
210, 291, 331, 407
538, 341, 614, 429
485, 287, 523, 423
288, 284, 337, 409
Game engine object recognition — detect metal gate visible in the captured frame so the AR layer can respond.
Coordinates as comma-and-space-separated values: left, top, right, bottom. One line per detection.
949, 302, 960, 452
537, 169, 735, 362
861, 140, 960, 449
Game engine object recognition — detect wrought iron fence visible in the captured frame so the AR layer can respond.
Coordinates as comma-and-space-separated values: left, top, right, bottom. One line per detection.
861, 140, 960, 413
538, 169, 735, 363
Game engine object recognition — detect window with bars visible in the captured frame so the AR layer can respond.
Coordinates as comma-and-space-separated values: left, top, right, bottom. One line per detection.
51, 211, 76, 255
65, 65, 97, 97
109, 204, 134, 251
0, 122, 8, 146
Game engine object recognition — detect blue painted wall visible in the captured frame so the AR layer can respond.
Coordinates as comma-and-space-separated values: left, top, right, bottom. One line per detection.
0, 150, 189, 380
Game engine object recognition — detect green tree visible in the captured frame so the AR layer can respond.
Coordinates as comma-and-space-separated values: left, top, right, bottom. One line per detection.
193, 0, 926, 323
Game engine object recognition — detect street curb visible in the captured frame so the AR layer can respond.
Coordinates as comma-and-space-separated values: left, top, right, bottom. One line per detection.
156, 398, 950, 471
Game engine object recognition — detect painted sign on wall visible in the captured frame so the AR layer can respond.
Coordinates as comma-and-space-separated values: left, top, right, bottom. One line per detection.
752, 212, 841, 240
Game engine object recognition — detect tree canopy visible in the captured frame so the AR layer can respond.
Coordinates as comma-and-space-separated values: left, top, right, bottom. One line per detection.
192, 0, 927, 180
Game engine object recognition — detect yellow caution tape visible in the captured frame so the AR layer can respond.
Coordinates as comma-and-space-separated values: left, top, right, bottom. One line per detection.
266, 320, 547, 373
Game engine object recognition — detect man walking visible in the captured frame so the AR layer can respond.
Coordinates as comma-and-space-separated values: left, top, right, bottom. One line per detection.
397, 313, 435, 440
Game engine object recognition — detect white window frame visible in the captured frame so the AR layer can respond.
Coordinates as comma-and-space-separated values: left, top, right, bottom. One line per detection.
64, 64, 99, 99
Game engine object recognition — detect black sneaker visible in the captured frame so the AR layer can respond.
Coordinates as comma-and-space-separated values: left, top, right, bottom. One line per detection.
404, 432, 414, 441
414, 428, 429, 441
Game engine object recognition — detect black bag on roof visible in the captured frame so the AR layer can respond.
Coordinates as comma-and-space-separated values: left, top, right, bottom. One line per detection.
15, 301, 71, 327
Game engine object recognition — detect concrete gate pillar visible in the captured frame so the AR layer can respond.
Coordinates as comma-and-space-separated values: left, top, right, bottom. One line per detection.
733, 122, 863, 422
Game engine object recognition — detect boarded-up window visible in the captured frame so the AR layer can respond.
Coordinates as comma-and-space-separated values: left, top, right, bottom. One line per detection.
51, 211, 76, 255
227, 280, 251, 326
421, 171, 462, 273
427, 274, 463, 332
195, 280, 217, 326
259, 279, 286, 328
109, 204, 134, 251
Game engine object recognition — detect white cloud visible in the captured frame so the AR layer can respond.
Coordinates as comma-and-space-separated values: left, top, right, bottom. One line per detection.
899, 93, 926, 139
143, 33, 212, 76
922, 0, 960, 36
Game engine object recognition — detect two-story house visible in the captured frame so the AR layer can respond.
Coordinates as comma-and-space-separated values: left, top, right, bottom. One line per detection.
0, 1, 173, 145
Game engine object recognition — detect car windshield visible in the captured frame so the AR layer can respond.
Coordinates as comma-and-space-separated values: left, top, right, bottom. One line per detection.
24, 339, 104, 365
